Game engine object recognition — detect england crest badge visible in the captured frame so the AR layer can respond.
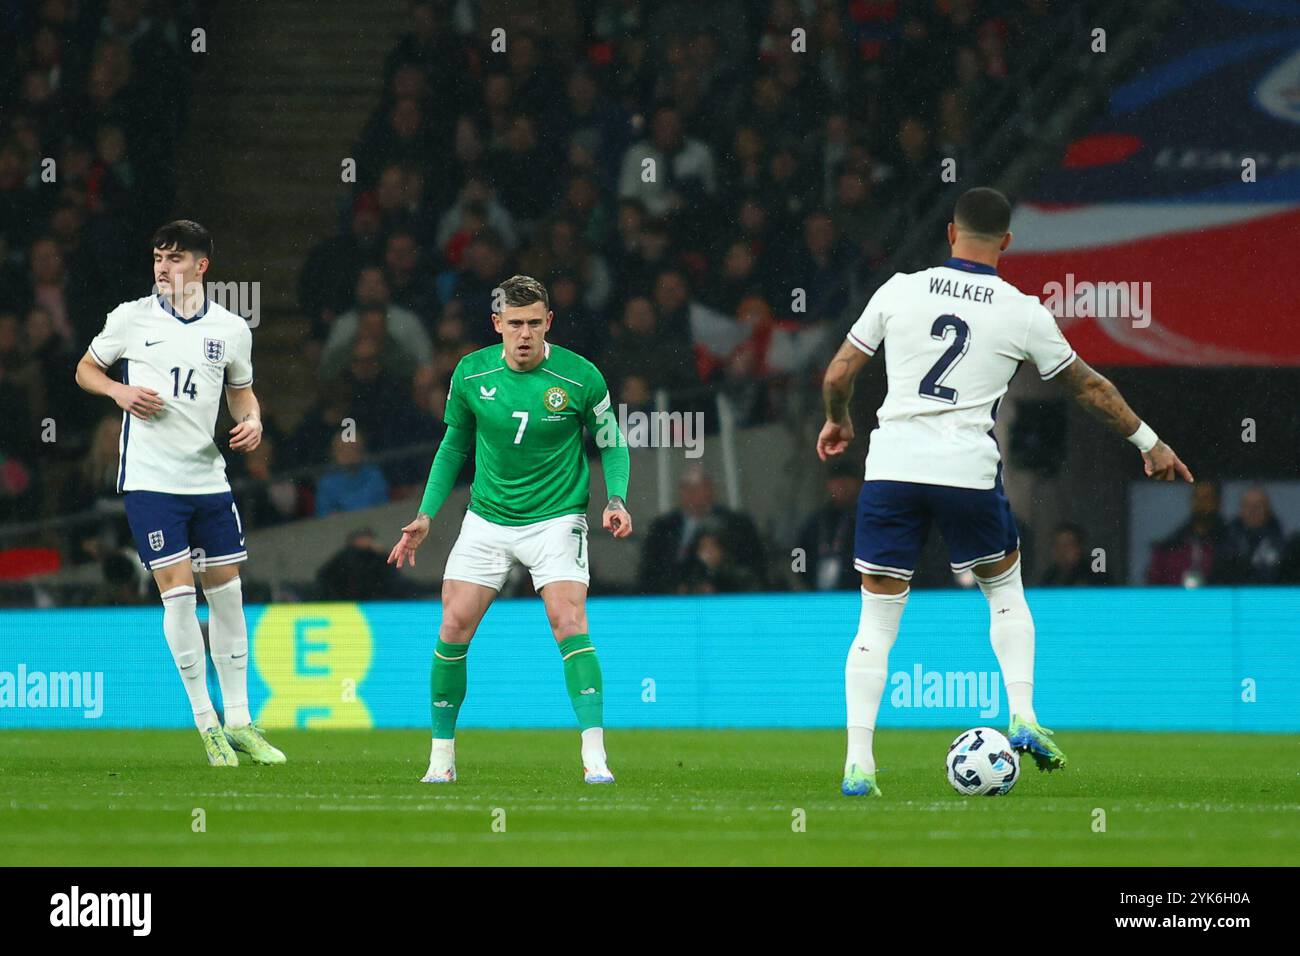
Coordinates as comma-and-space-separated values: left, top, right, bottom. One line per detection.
203, 338, 226, 363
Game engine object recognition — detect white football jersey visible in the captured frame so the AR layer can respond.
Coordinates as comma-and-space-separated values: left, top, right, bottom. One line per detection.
846, 258, 1076, 490
89, 295, 254, 495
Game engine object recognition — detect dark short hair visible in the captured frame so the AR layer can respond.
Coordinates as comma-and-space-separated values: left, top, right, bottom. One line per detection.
953, 187, 1011, 238
151, 219, 213, 259
497, 274, 549, 310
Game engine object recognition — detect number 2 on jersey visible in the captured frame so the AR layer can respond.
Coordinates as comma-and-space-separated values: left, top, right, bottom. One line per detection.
918, 314, 969, 405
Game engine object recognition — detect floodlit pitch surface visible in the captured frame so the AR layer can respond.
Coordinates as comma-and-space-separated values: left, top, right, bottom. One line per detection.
1, 729, 1295, 865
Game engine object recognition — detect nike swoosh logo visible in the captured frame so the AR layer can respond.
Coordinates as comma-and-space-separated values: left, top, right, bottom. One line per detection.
145, 340, 164, 347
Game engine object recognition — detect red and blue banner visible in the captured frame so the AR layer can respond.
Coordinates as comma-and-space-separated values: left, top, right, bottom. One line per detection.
1001, 0, 1300, 365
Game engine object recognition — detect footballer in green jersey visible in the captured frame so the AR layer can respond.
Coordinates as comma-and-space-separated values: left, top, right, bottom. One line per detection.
388, 275, 632, 785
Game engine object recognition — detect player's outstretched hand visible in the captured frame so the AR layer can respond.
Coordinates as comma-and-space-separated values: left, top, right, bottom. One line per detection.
603, 497, 633, 538
113, 383, 165, 420
1142, 441, 1194, 482
816, 419, 854, 461
228, 418, 263, 452
388, 514, 431, 568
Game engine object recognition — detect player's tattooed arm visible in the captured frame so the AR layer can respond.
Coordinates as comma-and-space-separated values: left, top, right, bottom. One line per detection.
1055, 358, 1140, 437
1055, 358, 1193, 481
817, 340, 872, 461
822, 339, 872, 423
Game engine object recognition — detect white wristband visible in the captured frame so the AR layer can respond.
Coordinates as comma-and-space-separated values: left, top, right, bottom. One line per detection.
1127, 422, 1158, 453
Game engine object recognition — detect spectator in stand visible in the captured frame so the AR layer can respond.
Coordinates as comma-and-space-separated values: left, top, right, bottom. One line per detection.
502, 31, 563, 120
1222, 486, 1287, 584
285, 388, 351, 470
24, 305, 81, 436
316, 432, 389, 517
87, 123, 136, 218
617, 103, 717, 221
1146, 481, 1230, 586
545, 65, 629, 192
518, 217, 611, 313
337, 336, 438, 460
299, 194, 384, 342
322, 304, 420, 384
651, 268, 746, 369
542, 271, 607, 360
676, 529, 762, 594
706, 238, 768, 316
320, 267, 433, 376
794, 459, 860, 591
555, 171, 614, 249
1039, 522, 1108, 587
445, 231, 514, 345
382, 0, 476, 122
601, 295, 695, 407
353, 96, 434, 190
383, 228, 441, 321
614, 213, 676, 302
316, 527, 411, 601
489, 112, 555, 224
435, 173, 520, 259
830, 163, 892, 263
890, 116, 942, 199
639, 464, 766, 593
24, 236, 90, 350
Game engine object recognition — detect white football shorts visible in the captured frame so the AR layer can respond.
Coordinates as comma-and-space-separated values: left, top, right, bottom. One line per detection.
443, 509, 590, 592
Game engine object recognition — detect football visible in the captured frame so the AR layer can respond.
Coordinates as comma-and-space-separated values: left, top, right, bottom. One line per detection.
946, 727, 1020, 796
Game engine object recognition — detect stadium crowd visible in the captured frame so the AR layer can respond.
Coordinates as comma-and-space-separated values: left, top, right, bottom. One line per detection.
5, 0, 1293, 603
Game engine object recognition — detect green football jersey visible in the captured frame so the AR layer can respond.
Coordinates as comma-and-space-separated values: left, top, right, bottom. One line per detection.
444, 342, 613, 526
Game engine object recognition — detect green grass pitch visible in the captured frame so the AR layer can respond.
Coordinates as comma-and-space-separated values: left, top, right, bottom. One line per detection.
1, 729, 1295, 866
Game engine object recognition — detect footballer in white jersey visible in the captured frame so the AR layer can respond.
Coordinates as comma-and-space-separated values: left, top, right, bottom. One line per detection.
75, 220, 285, 768
817, 188, 1192, 797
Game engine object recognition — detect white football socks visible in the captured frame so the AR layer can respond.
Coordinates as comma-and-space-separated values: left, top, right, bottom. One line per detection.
160, 585, 218, 732
845, 586, 909, 774
976, 559, 1038, 724
204, 577, 251, 727
429, 737, 455, 766
581, 727, 607, 767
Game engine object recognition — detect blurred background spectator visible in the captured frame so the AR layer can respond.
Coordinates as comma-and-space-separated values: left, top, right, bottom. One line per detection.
794, 459, 860, 591
639, 464, 765, 593
1146, 481, 1230, 587
1039, 522, 1108, 587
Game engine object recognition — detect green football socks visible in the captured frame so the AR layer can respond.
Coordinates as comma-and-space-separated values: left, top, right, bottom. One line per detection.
431, 639, 469, 739
558, 634, 604, 730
